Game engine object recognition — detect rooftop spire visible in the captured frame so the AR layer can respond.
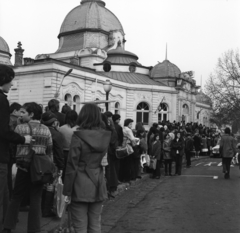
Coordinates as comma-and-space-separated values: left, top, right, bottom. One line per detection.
165, 43, 168, 60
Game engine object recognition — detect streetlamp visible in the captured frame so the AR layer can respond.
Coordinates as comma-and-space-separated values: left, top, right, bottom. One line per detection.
54, 69, 73, 98
103, 79, 112, 111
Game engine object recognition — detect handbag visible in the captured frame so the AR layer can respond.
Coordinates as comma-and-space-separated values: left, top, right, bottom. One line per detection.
29, 124, 56, 184
149, 157, 157, 170
116, 146, 128, 159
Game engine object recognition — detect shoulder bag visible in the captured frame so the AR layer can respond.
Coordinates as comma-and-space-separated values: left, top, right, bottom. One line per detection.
29, 123, 56, 184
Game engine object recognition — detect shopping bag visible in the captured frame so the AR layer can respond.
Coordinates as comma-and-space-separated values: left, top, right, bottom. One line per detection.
149, 157, 157, 170
53, 176, 66, 218
12, 164, 18, 189
145, 154, 150, 167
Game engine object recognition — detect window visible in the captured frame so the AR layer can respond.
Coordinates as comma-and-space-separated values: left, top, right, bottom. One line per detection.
114, 102, 120, 114
73, 95, 80, 113
158, 103, 169, 123
136, 102, 149, 125
183, 104, 189, 115
103, 63, 111, 72
64, 94, 72, 108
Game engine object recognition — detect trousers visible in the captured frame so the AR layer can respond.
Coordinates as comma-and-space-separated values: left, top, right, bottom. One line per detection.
0, 163, 9, 231
70, 201, 103, 233
4, 168, 43, 232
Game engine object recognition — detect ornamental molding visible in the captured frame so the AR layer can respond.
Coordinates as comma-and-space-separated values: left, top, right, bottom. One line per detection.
134, 92, 152, 101
61, 82, 84, 100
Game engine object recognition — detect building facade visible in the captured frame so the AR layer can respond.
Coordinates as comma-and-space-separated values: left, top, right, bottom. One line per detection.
1, 0, 212, 129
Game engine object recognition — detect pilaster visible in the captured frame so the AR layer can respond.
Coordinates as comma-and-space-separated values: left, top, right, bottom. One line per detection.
126, 90, 134, 119
84, 80, 93, 102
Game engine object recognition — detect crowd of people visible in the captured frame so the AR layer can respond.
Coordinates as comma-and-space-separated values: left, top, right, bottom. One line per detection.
0, 63, 239, 233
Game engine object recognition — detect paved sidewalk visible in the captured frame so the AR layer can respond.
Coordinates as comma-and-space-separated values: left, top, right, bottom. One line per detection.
12, 156, 209, 233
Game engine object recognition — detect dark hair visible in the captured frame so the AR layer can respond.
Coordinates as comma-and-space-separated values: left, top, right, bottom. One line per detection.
164, 133, 169, 139
0, 64, 15, 86
224, 127, 231, 134
153, 133, 159, 141
77, 103, 103, 129
101, 113, 108, 130
9, 102, 22, 114
104, 111, 113, 118
61, 104, 71, 114
48, 99, 59, 112
65, 110, 78, 128
22, 102, 43, 120
124, 119, 133, 127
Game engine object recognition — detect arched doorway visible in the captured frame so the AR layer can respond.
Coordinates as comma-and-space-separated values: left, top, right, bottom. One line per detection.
182, 104, 189, 123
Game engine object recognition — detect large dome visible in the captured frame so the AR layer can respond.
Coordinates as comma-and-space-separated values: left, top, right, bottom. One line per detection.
58, 0, 124, 38
0, 36, 10, 54
151, 59, 181, 78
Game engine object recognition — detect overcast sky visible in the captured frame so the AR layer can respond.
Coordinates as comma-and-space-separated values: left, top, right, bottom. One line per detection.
1, 0, 240, 88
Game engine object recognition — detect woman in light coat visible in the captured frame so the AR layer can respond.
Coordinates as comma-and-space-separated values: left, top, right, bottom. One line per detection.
163, 133, 173, 176
63, 104, 111, 233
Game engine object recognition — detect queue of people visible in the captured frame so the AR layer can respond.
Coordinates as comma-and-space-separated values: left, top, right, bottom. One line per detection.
0, 63, 239, 233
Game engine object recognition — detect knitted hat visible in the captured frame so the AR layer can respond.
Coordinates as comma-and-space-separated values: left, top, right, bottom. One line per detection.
41, 111, 58, 126
124, 118, 133, 127
112, 114, 121, 122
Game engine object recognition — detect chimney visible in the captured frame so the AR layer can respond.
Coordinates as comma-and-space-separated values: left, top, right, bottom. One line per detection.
14, 42, 24, 66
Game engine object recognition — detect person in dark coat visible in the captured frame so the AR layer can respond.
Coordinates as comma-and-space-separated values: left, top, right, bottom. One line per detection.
48, 99, 65, 126
0, 65, 31, 232
185, 133, 194, 168
102, 113, 118, 198
193, 130, 202, 158
171, 132, 184, 175
220, 127, 237, 179
41, 111, 64, 217
112, 114, 123, 181
163, 133, 174, 176
63, 104, 111, 233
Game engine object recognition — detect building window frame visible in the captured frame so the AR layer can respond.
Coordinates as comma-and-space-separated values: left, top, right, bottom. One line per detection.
136, 102, 150, 125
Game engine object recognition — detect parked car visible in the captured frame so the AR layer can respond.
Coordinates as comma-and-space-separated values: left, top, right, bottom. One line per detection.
211, 144, 221, 157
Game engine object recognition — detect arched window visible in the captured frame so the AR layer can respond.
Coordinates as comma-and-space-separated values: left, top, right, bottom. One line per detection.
183, 104, 189, 115
136, 102, 150, 125
64, 94, 72, 108
114, 102, 120, 114
158, 103, 169, 123
73, 95, 80, 113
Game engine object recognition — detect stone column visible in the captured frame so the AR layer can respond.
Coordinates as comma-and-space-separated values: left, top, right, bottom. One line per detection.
84, 80, 93, 102
152, 92, 160, 124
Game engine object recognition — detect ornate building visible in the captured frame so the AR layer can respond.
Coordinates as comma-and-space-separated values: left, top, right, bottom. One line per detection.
1, 0, 211, 129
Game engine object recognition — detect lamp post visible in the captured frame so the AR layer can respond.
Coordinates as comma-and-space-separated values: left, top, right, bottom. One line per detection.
103, 79, 112, 111
54, 69, 73, 98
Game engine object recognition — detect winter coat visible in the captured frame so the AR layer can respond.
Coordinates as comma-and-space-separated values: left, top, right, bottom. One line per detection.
151, 141, 162, 160
163, 138, 172, 160
220, 134, 236, 158
48, 127, 65, 170
63, 129, 111, 202
171, 138, 184, 158
114, 122, 123, 147
193, 134, 202, 151
185, 137, 194, 152
0, 90, 25, 164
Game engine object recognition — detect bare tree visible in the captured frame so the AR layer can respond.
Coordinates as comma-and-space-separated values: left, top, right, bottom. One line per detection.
205, 49, 240, 127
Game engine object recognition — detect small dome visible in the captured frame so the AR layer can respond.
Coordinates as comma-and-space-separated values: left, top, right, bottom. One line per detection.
106, 46, 141, 65
0, 37, 12, 66
151, 59, 181, 78
59, 1, 124, 38
0, 36, 10, 54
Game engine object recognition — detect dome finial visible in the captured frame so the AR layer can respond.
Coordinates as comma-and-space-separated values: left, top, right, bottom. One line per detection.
81, 0, 106, 7
165, 43, 168, 60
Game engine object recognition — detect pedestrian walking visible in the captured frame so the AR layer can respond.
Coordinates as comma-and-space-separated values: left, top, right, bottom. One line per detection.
193, 130, 202, 158
3, 102, 52, 233
219, 127, 237, 179
171, 132, 184, 176
63, 103, 111, 233
0, 65, 32, 232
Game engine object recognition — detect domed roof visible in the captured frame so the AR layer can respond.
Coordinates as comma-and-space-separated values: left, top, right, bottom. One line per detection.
59, 0, 124, 38
0, 36, 10, 55
106, 45, 141, 65
151, 59, 181, 78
